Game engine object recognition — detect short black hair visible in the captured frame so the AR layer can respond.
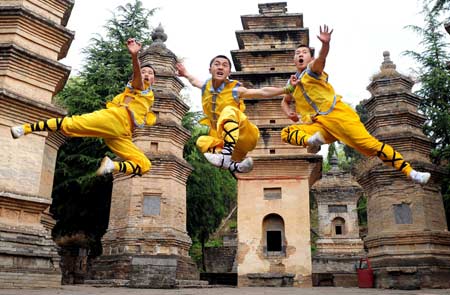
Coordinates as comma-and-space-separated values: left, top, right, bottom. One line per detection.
209, 55, 232, 67
141, 63, 156, 75
129, 63, 156, 81
297, 44, 315, 57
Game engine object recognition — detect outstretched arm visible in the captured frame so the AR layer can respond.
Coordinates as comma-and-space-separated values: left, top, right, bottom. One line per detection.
239, 74, 299, 99
176, 63, 204, 89
239, 86, 285, 99
310, 25, 333, 75
127, 38, 144, 90
281, 94, 300, 122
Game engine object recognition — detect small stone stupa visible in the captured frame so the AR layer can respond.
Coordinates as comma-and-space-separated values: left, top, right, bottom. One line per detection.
89, 25, 198, 289
311, 154, 365, 287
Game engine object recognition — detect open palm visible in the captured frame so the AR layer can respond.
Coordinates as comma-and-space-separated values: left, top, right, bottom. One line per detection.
317, 25, 333, 43
127, 38, 141, 55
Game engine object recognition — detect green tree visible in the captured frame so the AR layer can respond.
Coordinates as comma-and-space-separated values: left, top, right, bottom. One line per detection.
405, 2, 450, 228
428, 0, 450, 12
51, 0, 157, 254
324, 142, 354, 173
182, 112, 236, 271
326, 142, 337, 161
356, 195, 368, 227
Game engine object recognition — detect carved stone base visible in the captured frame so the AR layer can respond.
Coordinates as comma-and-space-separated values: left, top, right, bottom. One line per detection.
366, 231, 450, 289
374, 267, 450, 289
89, 254, 198, 288
240, 272, 296, 287
0, 226, 61, 288
312, 254, 364, 287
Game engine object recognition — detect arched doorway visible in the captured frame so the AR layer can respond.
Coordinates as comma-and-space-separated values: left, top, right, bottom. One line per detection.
262, 213, 285, 255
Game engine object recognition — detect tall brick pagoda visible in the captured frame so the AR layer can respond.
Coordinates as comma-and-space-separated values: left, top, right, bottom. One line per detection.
89, 25, 198, 288
356, 51, 450, 289
231, 2, 322, 287
0, 0, 74, 288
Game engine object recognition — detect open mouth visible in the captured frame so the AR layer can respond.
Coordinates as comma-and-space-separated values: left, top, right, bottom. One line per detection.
299, 58, 304, 63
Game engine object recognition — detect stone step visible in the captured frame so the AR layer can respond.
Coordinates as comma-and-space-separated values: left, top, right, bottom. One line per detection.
83, 279, 234, 289
83, 279, 129, 287
176, 279, 209, 287
176, 279, 233, 288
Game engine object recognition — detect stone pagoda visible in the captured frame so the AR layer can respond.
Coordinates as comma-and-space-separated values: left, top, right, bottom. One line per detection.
311, 154, 365, 287
0, 0, 74, 288
230, 2, 322, 287
89, 25, 198, 288
356, 51, 450, 289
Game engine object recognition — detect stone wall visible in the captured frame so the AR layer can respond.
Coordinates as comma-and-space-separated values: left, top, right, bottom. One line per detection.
59, 246, 88, 284
312, 256, 360, 287
204, 246, 237, 273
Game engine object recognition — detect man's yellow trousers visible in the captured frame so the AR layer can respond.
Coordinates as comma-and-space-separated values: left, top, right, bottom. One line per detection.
281, 101, 412, 177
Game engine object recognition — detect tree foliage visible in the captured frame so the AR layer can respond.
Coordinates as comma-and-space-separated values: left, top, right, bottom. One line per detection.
324, 142, 355, 173
51, 0, 156, 254
182, 112, 236, 270
427, 0, 450, 12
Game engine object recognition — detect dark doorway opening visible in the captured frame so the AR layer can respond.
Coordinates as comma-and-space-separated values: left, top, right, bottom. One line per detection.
267, 230, 282, 251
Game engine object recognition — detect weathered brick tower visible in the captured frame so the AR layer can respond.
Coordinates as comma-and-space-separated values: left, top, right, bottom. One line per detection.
0, 0, 74, 288
90, 26, 198, 288
311, 154, 365, 287
231, 2, 322, 287
356, 51, 450, 289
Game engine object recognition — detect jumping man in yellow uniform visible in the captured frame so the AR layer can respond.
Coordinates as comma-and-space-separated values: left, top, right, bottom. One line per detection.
10, 38, 156, 177
281, 25, 430, 184
177, 56, 294, 173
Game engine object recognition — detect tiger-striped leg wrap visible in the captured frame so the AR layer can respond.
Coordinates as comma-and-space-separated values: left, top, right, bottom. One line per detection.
118, 160, 142, 176
27, 118, 65, 134
207, 146, 218, 153
284, 127, 307, 147
204, 120, 240, 170
222, 120, 239, 149
229, 157, 254, 174
376, 143, 410, 174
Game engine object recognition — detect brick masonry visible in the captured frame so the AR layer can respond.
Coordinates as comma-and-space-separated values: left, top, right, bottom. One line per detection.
231, 3, 322, 288
89, 26, 198, 288
355, 52, 450, 289
0, 0, 74, 288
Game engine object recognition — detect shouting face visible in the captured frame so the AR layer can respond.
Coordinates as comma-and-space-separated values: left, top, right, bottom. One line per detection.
294, 46, 313, 71
209, 57, 231, 82
141, 66, 155, 85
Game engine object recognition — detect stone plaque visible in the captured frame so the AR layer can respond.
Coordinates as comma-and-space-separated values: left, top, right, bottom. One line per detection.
264, 187, 282, 200
393, 203, 412, 224
328, 205, 347, 213
143, 195, 161, 216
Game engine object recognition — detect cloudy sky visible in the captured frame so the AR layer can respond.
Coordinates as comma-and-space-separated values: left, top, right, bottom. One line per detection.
61, 0, 433, 112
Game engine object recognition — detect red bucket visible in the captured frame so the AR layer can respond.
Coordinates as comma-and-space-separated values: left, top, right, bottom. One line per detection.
357, 258, 374, 288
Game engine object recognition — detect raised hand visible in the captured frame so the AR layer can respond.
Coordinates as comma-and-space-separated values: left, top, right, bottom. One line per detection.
127, 38, 141, 55
175, 63, 187, 77
317, 24, 333, 44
